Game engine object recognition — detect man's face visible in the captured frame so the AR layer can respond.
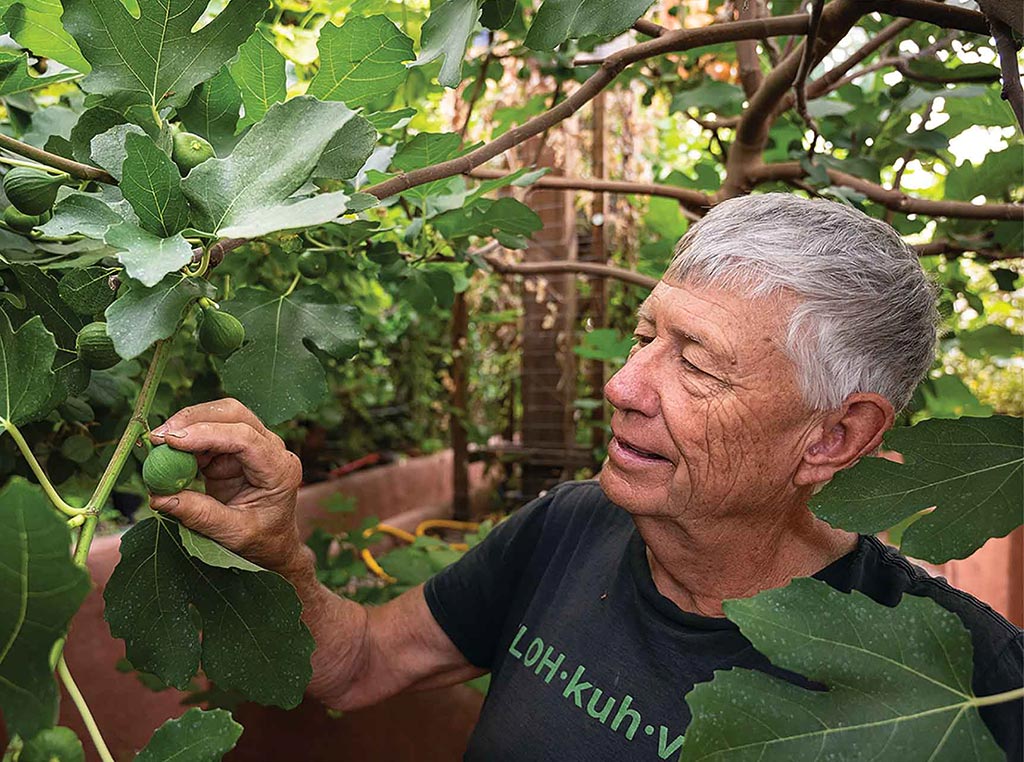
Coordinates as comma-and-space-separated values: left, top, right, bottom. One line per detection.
599, 278, 823, 519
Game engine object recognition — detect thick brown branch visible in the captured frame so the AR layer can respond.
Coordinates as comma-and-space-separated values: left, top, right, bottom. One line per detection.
735, 0, 765, 98
486, 257, 657, 289
751, 162, 1024, 220
468, 168, 711, 217
913, 240, 1013, 261
723, 0, 864, 197
874, 0, 989, 35
363, 14, 811, 201
0, 133, 116, 184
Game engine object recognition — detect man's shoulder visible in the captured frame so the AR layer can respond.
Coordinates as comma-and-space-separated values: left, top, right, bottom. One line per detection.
854, 536, 1022, 671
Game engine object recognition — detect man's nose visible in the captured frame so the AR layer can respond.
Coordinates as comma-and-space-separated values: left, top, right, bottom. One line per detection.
604, 350, 659, 417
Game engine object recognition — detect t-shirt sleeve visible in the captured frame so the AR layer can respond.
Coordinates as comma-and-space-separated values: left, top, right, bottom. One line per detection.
975, 630, 1023, 760
424, 488, 559, 669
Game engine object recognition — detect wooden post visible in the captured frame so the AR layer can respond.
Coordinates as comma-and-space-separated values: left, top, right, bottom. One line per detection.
451, 290, 470, 520
587, 92, 609, 454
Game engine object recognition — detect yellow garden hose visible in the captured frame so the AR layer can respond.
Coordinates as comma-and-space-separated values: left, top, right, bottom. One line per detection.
360, 519, 482, 583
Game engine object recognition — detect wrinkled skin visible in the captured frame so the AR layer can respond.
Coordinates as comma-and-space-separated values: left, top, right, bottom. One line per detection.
600, 278, 893, 616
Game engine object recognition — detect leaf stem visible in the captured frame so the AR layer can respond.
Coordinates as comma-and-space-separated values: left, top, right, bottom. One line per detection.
972, 686, 1024, 707
0, 419, 85, 516
57, 656, 115, 762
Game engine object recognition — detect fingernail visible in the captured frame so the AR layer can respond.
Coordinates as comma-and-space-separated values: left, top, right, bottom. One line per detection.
163, 430, 187, 438
152, 426, 167, 437
151, 497, 179, 511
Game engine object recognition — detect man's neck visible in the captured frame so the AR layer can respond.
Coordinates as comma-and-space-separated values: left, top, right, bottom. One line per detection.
633, 503, 858, 618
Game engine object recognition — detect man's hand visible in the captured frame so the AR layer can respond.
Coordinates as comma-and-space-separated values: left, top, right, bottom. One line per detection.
148, 397, 306, 576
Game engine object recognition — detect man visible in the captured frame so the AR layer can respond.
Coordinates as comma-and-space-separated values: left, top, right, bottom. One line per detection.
149, 193, 1022, 760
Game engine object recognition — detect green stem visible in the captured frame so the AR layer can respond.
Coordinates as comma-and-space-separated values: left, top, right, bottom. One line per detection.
0, 419, 84, 516
73, 338, 173, 567
282, 273, 301, 297
1, 736, 22, 762
57, 656, 115, 762
972, 686, 1024, 708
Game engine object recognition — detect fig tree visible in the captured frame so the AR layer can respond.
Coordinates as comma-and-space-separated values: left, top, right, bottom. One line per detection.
143, 444, 198, 496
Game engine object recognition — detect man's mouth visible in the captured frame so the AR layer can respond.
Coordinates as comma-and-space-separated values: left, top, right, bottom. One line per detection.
611, 437, 670, 463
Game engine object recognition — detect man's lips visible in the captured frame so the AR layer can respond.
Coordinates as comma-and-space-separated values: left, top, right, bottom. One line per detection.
609, 435, 671, 463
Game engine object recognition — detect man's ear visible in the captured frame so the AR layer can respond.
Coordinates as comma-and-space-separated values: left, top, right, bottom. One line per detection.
794, 393, 895, 487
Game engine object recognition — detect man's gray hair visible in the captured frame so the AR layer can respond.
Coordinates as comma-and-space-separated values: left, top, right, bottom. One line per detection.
664, 192, 939, 413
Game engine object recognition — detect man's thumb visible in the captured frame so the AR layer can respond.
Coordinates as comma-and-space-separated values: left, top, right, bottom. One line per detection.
150, 490, 226, 538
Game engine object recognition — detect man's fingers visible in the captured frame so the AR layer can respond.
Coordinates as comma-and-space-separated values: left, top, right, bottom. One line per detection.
150, 421, 296, 489
151, 490, 239, 542
151, 398, 269, 441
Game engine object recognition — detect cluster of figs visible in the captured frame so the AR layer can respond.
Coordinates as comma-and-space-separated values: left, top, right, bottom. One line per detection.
2, 127, 214, 233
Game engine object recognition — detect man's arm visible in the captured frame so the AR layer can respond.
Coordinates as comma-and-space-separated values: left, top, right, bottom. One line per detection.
283, 551, 485, 710
147, 398, 483, 712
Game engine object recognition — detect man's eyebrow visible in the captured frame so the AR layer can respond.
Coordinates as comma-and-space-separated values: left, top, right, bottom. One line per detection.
635, 303, 734, 366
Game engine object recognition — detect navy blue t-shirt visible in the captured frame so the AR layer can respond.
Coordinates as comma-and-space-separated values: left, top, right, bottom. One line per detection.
424, 481, 1023, 761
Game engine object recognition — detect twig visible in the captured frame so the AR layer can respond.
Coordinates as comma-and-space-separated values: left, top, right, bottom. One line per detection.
486, 257, 657, 288
633, 18, 667, 37
460, 36, 494, 140
0, 419, 84, 516
0, 133, 116, 185
467, 168, 709, 218
879, 0, 989, 35
750, 162, 1024, 220
794, 0, 824, 160
988, 16, 1024, 131
885, 151, 914, 224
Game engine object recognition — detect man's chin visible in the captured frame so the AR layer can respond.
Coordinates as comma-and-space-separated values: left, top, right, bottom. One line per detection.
598, 465, 668, 516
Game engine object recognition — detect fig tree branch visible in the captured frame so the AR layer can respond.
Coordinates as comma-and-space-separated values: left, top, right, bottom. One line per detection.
735, 0, 765, 99
486, 257, 658, 289
58, 656, 115, 762
632, 19, 667, 37
987, 16, 1024, 130
0, 418, 83, 516
877, 0, 989, 35
750, 162, 1024, 220
362, 14, 812, 201
0, 133, 116, 185
467, 168, 710, 217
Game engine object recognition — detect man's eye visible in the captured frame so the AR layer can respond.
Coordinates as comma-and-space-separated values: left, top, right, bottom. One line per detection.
680, 356, 703, 373
632, 335, 653, 347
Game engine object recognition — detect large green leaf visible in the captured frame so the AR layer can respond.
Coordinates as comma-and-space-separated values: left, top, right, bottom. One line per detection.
670, 79, 746, 117
0, 311, 56, 425
104, 222, 194, 288
176, 66, 242, 155
62, 0, 265, 108
524, 0, 656, 50
9, 264, 89, 397
39, 191, 125, 239
410, 0, 479, 88
104, 514, 314, 706
229, 26, 285, 132
135, 708, 242, 762
811, 416, 1023, 563
314, 116, 378, 181
307, 15, 414, 110
57, 267, 116, 316
0, 48, 78, 96
220, 285, 362, 426
0, 479, 91, 738
1, 0, 90, 73
104, 274, 211, 359
181, 96, 362, 237
120, 132, 190, 237
945, 147, 1021, 202
682, 578, 1006, 760
956, 324, 1022, 359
